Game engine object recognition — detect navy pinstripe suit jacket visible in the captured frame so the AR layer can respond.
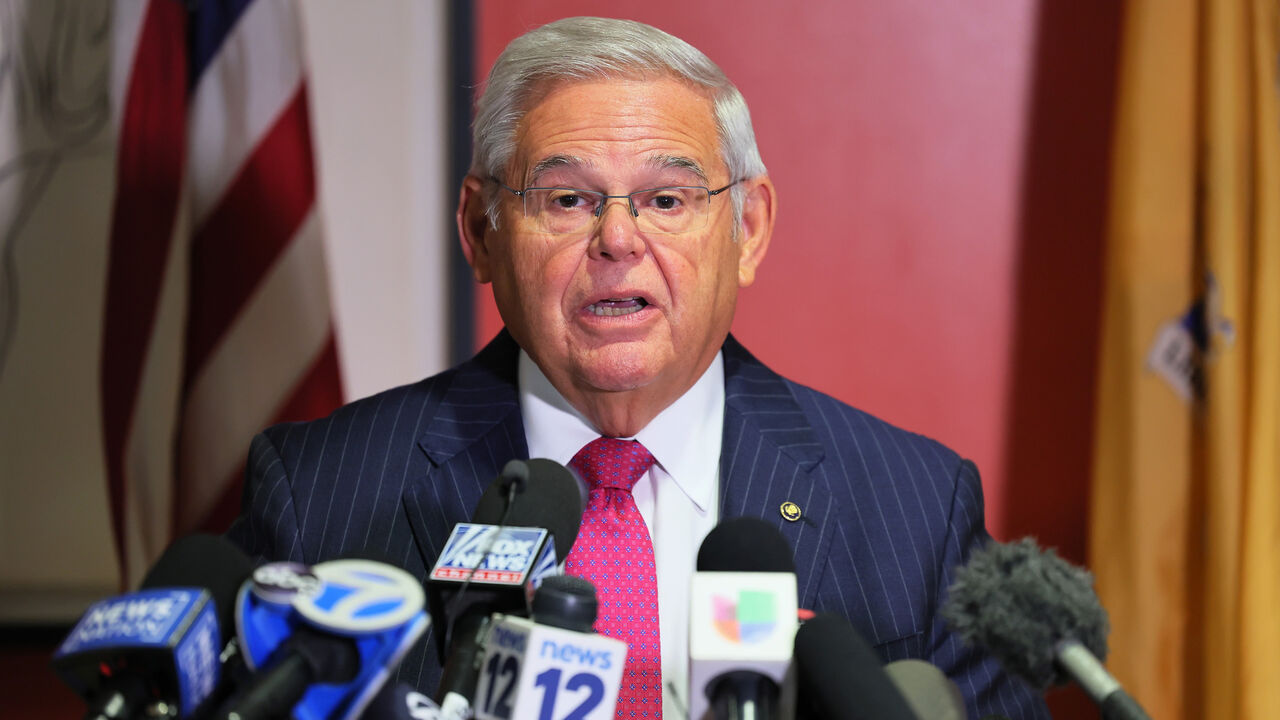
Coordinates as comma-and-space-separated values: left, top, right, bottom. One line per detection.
227, 331, 1049, 719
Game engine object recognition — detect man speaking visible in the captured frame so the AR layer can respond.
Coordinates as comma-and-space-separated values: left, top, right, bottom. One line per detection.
228, 16, 1049, 719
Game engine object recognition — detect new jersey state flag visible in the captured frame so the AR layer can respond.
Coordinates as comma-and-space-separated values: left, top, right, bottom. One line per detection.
1090, 1, 1280, 718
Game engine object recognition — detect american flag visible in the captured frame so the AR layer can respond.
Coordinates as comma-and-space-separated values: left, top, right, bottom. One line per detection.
102, 0, 342, 586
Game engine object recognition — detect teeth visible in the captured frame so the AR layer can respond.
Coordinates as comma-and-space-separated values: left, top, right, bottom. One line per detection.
586, 297, 648, 317
588, 303, 645, 317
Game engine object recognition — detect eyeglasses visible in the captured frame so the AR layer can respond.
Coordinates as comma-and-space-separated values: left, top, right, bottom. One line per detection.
493, 179, 738, 235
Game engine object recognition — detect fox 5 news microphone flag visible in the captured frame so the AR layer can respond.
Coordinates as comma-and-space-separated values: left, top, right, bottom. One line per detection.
0, 0, 342, 589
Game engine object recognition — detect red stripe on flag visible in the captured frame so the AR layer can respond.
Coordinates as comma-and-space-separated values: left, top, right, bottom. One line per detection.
184, 333, 344, 534
99, 0, 187, 584
185, 85, 317, 386
272, 332, 344, 424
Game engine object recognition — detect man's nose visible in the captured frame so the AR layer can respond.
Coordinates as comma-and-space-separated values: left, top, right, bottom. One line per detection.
588, 198, 645, 260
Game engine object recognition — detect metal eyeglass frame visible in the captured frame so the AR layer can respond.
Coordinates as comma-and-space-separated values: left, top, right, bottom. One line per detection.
491, 178, 739, 233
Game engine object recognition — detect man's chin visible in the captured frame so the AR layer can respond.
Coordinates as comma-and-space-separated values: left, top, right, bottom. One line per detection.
571, 347, 666, 395
575, 365, 657, 394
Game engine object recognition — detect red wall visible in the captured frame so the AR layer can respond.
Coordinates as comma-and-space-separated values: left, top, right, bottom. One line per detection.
472, 0, 1118, 602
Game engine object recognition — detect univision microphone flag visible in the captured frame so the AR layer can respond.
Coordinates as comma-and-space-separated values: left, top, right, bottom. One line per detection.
687, 571, 798, 720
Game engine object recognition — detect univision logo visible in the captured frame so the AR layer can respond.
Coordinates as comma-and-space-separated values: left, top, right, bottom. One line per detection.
711, 590, 777, 644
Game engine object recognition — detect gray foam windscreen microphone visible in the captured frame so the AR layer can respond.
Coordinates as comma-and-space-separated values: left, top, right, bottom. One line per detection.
941, 537, 1109, 690
942, 538, 1155, 719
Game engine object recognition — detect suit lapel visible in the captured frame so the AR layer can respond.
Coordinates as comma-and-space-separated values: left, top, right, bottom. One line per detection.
719, 335, 836, 609
401, 332, 529, 570
398, 332, 838, 611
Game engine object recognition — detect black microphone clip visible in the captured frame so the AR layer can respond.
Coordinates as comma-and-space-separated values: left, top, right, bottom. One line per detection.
499, 459, 530, 510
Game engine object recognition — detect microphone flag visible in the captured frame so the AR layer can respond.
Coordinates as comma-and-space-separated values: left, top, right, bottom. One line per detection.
235, 559, 430, 720
472, 615, 626, 720
53, 588, 222, 719
688, 571, 798, 720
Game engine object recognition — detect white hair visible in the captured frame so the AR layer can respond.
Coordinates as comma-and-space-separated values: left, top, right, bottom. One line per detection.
471, 17, 767, 233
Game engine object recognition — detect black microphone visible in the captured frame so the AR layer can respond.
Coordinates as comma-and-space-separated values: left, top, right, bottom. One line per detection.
51, 534, 253, 720
792, 613, 919, 720
361, 681, 444, 720
689, 517, 799, 720
941, 538, 1152, 720
471, 459, 581, 552
218, 627, 360, 720
531, 574, 598, 632
428, 458, 583, 720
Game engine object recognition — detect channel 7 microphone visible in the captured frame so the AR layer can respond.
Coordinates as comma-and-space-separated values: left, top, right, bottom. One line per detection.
942, 538, 1152, 720
689, 517, 800, 720
52, 534, 253, 720
225, 557, 430, 720
428, 459, 583, 719
472, 575, 626, 720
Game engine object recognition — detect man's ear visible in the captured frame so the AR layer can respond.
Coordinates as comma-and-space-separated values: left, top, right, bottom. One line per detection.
456, 174, 494, 283
736, 175, 776, 287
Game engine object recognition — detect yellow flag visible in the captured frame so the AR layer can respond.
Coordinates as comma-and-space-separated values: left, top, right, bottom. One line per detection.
1091, 1, 1280, 718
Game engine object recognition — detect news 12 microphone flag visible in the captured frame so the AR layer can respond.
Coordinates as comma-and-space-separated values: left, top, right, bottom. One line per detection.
0, 0, 342, 590
1090, 0, 1280, 718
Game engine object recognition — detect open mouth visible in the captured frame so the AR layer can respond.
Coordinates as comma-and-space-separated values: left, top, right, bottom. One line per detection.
586, 296, 650, 317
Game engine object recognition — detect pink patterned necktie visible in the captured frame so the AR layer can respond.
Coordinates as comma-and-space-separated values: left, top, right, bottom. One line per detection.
564, 437, 662, 719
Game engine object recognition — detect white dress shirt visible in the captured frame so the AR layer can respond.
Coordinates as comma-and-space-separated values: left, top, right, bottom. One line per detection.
518, 350, 723, 716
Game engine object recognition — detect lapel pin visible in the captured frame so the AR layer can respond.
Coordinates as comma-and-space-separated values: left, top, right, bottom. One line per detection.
780, 501, 802, 522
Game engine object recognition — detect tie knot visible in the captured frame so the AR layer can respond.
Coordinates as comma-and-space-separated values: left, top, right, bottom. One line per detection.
569, 437, 655, 493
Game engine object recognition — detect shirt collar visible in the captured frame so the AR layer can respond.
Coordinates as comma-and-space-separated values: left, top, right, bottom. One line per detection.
518, 350, 724, 513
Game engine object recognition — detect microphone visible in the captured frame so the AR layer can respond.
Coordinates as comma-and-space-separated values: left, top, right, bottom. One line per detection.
792, 613, 918, 720
51, 534, 253, 719
225, 557, 430, 720
361, 681, 444, 720
941, 538, 1152, 720
428, 459, 584, 719
882, 660, 965, 720
689, 517, 799, 720
470, 575, 626, 720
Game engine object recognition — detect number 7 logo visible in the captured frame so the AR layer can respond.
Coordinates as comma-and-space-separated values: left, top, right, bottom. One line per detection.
294, 559, 426, 634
